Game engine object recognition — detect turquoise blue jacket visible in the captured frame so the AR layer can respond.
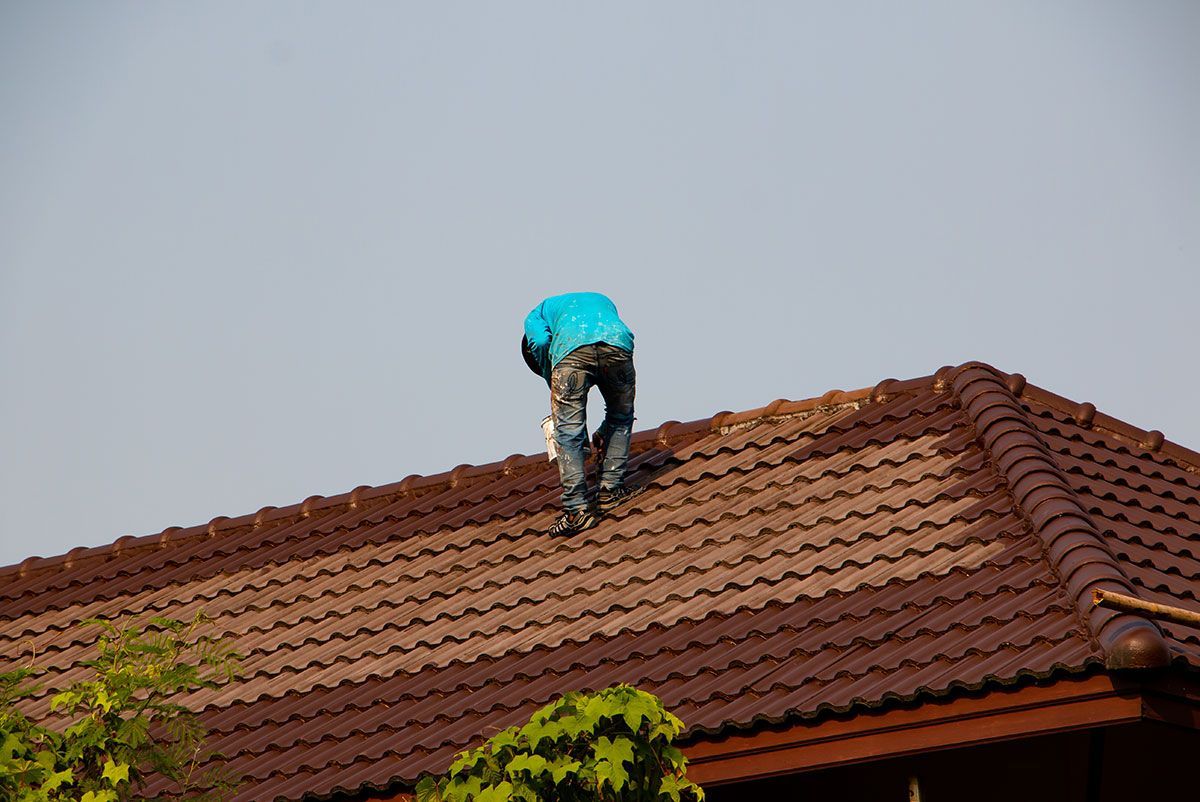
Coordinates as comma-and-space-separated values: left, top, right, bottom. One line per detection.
523, 292, 635, 380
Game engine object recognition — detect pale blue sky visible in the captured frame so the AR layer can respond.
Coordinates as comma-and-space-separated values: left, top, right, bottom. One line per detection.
2, 2, 1198, 568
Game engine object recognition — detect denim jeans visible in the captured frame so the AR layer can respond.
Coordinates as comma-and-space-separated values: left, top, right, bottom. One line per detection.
550, 343, 636, 512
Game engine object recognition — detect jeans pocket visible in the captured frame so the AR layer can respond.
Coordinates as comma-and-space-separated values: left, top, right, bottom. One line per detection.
551, 367, 586, 402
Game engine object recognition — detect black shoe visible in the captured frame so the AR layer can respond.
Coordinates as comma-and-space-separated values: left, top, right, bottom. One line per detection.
597, 486, 639, 514
548, 509, 598, 536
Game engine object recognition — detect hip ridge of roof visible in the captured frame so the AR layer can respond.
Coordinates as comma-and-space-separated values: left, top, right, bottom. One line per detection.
947, 361, 1171, 671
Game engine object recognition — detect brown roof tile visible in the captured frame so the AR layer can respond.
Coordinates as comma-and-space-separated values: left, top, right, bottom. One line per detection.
3, 361, 1199, 801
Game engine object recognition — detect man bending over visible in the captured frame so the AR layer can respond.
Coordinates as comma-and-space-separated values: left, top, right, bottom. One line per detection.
522, 291, 636, 536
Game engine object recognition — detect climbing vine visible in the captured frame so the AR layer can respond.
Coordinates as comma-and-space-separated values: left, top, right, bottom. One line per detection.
416, 684, 704, 802
0, 613, 240, 802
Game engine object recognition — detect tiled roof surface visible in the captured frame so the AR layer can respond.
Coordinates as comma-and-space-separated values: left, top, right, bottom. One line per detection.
2, 362, 1198, 801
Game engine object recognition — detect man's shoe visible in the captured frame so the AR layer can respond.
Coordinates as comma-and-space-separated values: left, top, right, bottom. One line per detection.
597, 486, 639, 514
548, 509, 598, 536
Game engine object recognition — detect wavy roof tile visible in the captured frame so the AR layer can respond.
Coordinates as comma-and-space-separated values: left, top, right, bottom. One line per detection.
2, 362, 1199, 801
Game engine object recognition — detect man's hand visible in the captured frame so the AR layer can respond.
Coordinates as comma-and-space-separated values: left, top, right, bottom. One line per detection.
591, 429, 608, 464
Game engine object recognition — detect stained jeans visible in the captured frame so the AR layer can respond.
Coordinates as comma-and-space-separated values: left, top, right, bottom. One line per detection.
550, 343, 636, 512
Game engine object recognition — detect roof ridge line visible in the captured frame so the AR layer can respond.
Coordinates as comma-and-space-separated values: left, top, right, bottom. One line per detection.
946, 361, 1171, 670
0, 378, 929, 585
1019, 383, 1200, 473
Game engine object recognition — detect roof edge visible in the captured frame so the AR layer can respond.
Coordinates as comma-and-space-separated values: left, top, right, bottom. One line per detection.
1, 377, 928, 583
948, 362, 1171, 671
1018, 383, 1200, 473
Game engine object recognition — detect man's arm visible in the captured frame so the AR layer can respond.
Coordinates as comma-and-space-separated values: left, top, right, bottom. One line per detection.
523, 305, 552, 381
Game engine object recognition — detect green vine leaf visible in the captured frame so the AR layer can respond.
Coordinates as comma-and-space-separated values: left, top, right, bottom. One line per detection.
80, 791, 118, 802
419, 685, 703, 802
474, 781, 513, 802
415, 775, 445, 802
545, 757, 582, 784
620, 694, 657, 734
593, 735, 635, 791
505, 753, 548, 778
100, 758, 129, 786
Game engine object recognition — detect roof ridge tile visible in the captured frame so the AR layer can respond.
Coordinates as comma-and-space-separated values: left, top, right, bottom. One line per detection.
949, 361, 1171, 670
1020, 383, 1200, 470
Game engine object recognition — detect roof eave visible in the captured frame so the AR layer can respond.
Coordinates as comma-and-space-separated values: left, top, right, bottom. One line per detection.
684, 671, 1198, 787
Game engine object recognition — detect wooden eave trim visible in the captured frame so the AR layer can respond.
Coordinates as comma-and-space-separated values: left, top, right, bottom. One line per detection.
377, 674, 1200, 800
683, 675, 1144, 786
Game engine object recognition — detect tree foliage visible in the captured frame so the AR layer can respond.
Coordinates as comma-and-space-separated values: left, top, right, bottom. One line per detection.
416, 685, 704, 802
0, 613, 241, 802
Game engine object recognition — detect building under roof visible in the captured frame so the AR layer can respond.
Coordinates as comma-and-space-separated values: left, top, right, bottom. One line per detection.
2, 361, 1198, 801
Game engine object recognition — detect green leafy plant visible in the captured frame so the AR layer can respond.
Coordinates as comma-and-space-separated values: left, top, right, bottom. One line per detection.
416, 684, 704, 802
0, 612, 241, 802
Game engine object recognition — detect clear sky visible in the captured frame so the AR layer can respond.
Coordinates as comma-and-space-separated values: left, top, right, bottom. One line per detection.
2, 2, 1197, 568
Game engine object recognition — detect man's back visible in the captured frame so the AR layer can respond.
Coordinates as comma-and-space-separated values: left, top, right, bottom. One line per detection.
524, 292, 635, 377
